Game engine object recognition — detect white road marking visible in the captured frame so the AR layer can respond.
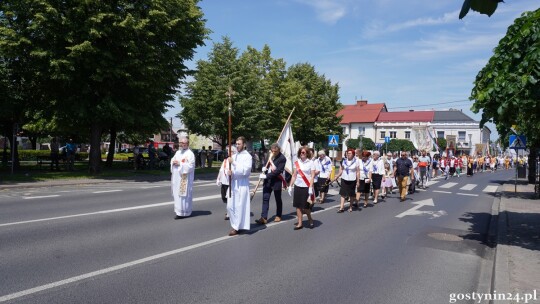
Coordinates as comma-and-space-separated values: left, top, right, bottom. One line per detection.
0, 198, 344, 302
140, 186, 164, 189
460, 184, 477, 191
456, 193, 479, 197
483, 185, 498, 192
92, 190, 123, 194
433, 190, 452, 194
425, 180, 439, 187
22, 195, 60, 200
0, 194, 224, 228
0, 234, 231, 303
439, 182, 457, 189
395, 199, 435, 218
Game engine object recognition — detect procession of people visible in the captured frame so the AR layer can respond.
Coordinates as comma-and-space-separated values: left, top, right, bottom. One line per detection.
170, 134, 522, 237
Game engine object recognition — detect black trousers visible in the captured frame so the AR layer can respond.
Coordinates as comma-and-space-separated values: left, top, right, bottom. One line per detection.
261, 186, 282, 219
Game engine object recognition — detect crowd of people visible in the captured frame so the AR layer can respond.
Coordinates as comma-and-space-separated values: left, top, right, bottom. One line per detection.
170, 136, 526, 237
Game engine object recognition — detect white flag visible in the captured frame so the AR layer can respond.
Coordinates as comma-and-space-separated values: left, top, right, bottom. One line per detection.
277, 120, 297, 174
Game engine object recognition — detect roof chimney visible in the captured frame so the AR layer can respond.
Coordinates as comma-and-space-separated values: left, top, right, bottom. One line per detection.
356, 100, 368, 106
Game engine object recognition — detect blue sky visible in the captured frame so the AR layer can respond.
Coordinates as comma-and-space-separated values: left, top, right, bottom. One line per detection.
168, 0, 539, 139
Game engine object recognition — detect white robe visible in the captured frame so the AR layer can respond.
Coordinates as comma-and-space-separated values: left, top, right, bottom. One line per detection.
227, 150, 252, 231
171, 148, 196, 216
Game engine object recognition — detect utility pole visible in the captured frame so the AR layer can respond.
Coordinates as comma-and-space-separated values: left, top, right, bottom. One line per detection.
169, 117, 173, 142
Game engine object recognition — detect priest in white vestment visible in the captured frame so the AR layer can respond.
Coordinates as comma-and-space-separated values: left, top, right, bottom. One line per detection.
227, 136, 252, 236
171, 138, 196, 219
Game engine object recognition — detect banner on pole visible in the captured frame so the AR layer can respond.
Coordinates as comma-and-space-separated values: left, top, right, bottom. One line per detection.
277, 120, 297, 174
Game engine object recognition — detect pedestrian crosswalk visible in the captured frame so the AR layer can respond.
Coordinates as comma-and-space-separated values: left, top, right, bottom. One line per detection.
412, 177, 498, 195
439, 182, 458, 189
460, 184, 477, 191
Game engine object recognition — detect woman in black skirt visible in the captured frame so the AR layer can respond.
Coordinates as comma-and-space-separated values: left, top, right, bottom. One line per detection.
332, 148, 359, 213
357, 150, 373, 207
288, 146, 316, 230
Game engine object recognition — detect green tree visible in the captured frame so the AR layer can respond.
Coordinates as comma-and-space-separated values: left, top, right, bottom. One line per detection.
0, 0, 207, 174
285, 63, 343, 146
470, 8, 540, 183
387, 139, 415, 152
180, 37, 245, 149
345, 137, 375, 151
436, 138, 447, 153
180, 39, 343, 148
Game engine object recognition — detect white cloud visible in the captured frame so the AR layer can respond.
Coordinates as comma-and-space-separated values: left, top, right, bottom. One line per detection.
362, 10, 460, 38
295, 0, 348, 24
403, 32, 503, 60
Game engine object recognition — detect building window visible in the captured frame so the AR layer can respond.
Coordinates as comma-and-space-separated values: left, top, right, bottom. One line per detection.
342, 127, 348, 135
458, 131, 466, 142
380, 131, 386, 139
437, 131, 444, 138
405, 131, 410, 139
358, 127, 365, 136
390, 131, 397, 139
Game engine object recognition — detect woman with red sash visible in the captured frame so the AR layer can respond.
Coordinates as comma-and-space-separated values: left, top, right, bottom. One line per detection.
288, 146, 316, 230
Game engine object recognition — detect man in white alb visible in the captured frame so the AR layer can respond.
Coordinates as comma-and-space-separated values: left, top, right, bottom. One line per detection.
227, 136, 253, 236
170, 137, 196, 219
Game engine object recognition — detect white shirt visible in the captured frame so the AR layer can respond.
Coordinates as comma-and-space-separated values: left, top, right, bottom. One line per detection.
359, 158, 373, 180
294, 158, 316, 187
315, 156, 332, 179
341, 157, 358, 181
217, 159, 230, 186
371, 158, 385, 175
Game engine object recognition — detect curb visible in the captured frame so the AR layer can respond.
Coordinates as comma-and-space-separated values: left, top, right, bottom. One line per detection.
491, 183, 512, 303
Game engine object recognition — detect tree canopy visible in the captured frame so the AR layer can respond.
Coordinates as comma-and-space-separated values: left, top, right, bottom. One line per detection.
470, 8, 540, 146
345, 137, 375, 151
470, 8, 540, 183
386, 139, 416, 153
0, 0, 207, 173
179, 37, 343, 149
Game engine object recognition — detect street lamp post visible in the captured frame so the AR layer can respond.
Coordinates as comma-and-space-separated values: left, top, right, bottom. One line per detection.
359, 134, 363, 151
468, 134, 472, 154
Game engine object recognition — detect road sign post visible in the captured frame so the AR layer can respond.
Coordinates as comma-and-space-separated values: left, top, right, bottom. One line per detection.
509, 135, 527, 193
328, 135, 339, 168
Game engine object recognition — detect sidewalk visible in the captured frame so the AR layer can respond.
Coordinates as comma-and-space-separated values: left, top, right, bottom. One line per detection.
493, 178, 540, 301
0, 175, 170, 190
0, 171, 225, 190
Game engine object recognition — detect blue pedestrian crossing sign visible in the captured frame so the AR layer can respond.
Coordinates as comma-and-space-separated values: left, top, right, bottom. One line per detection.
509, 135, 526, 150
384, 136, 391, 143
328, 135, 339, 147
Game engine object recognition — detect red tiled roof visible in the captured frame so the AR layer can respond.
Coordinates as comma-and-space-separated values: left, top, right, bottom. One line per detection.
376, 111, 434, 122
338, 101, 387, 123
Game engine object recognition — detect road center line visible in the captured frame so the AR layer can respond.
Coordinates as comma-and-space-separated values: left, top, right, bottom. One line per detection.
22, 195, 60, 200
456, 193, 479, 197
92, 190, 123, 194
0, 194, 225, 228
0, 200, 341, 302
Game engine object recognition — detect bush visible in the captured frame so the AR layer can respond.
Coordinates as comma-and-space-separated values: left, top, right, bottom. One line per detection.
15, 150, 89, 161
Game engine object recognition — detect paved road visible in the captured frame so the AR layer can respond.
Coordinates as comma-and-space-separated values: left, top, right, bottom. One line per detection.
0, 169, 514, 303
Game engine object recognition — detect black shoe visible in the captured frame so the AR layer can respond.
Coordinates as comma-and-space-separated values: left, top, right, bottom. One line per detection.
294, 226, 303, 230
255, 217, 268, 225
174, 215, 183, 220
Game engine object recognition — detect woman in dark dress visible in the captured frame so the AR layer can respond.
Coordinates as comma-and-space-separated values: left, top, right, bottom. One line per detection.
288, 146, 316, 230
332, 148, 359, 213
